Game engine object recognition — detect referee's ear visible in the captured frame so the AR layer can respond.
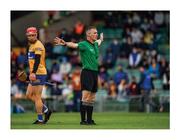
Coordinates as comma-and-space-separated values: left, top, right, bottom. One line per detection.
86, 30, 90, 37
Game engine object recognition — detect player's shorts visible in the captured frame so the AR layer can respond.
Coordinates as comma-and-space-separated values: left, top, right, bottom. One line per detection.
30, 74, 47, 86
80, 69, 98, 93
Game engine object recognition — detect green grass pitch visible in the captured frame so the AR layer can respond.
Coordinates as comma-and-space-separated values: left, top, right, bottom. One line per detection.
11, 112, 169, 129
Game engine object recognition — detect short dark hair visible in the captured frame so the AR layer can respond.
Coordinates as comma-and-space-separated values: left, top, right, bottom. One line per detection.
86, 26, 97, 32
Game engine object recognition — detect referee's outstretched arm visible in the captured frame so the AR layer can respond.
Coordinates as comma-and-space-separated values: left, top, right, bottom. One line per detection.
53, 37, 78, 49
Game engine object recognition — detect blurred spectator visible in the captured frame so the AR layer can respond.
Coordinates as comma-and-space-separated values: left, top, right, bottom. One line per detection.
117, 79, 128, 100
17, 50, 26, 65
109, 38, 120, 58
148, 58, 160, 79
128, 76, 140, 96
154, 12, 164, 27
140, 18, 150, 32
11, 79, 25, 114
51, 60, 59, 72
149, 19, 158, 33
132, 12, 141, 26
52, 45, 67, 58
11, 79, 20, 97
131, 27, 143, 45
11, 78, 25, 100
62, 84, 74, 112
104, 11, 118, 28
159, 57, 170, 90
122, 27, 131, 39
143, 30, 155, 50
41, 86, 51, 99
98, 77, 108, 92
70, 67, 81, 112
11, 60, 17, 79
59, 28, 72, 41
103, 47, 116, 68
108, 80, 117, 99
114, 65, 129, 85
73, 20, 85, 40
99, 65, 109, 83
145, 49, 160, 65
69, 50, 81, 66
123, 13, 133, 28
139, 66, 156, 112
52, 29, 71, 58
128, 47, 142, 69
120, 36, 132, 58
140, 54, 149, 68
11, 50, 17, 61
162, 64, 170, 90
11, 102, 25, 113
16, 69, 27, 93
51, 68, 62, 83
59, 57, 72, 76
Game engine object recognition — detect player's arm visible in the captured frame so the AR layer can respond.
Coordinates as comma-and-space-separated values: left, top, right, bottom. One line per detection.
32, 54, 40, 74
96, 33, 104, 47
54, 37, 78, 49
29, 54, 41, 81
29, 45, 42, 81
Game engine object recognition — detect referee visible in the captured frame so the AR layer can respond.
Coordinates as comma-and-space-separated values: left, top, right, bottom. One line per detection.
54, 26, 103, 125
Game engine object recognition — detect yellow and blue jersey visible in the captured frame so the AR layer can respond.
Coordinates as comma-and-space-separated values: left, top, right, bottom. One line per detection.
28, 40, 47, 75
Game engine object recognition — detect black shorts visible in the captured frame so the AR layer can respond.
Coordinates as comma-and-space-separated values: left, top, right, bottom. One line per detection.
80, 69, 98, 93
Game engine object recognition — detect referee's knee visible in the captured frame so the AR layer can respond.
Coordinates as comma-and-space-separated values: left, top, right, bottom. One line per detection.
82, 98, 95, 106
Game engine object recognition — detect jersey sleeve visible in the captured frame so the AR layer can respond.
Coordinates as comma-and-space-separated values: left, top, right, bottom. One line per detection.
34, 45, 43, 55
77, 41, 86, 51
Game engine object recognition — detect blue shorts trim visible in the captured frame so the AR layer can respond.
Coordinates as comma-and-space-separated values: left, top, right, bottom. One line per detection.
30, 75, 47, 86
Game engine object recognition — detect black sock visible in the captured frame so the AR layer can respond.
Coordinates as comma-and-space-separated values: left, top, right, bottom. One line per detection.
80, 101, 86, 122
87, 106, 93, 122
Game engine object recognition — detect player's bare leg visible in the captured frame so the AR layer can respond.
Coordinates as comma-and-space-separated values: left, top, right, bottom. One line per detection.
26, 84, 35, 102
32, 85, 44, 124
32, 85, 52, 123
33, 85, 43, 113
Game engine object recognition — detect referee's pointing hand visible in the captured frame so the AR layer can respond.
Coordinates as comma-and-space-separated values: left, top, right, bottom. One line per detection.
54, 37, 66, 46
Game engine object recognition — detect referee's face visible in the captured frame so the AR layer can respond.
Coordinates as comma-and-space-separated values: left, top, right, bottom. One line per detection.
89, 29, 98, 41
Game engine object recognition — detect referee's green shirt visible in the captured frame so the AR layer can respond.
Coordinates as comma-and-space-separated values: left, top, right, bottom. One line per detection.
78, 40, 99, 71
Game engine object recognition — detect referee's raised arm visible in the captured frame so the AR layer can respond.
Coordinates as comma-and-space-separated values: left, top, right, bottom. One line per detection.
53, 37, 78, 49
95, 32, 104, 47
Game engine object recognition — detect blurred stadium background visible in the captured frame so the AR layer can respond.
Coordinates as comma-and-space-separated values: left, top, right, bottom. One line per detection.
11, 11, 169, 115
